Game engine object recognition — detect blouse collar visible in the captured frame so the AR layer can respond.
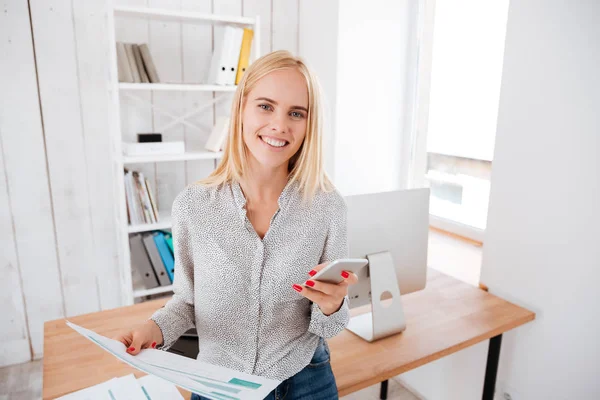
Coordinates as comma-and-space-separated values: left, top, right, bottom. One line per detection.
230, 179, 298, 215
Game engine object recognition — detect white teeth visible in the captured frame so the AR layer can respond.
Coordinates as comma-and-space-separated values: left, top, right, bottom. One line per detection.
261, 136, 287, 147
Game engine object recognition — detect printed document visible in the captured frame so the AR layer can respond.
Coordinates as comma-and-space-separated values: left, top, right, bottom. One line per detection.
57, 374, 184, 400
66, 321, 281, 400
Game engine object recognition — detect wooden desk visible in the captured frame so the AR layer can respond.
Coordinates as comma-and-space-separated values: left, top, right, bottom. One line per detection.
43, 270, 535, 400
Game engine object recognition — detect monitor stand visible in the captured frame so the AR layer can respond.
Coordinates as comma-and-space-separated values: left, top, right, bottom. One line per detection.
346, 251, 406, 342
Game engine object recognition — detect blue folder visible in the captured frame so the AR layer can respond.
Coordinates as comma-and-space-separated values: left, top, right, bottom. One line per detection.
153, 232, 175, 283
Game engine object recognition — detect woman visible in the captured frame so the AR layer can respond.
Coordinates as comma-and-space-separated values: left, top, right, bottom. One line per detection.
115, 50, 358, 399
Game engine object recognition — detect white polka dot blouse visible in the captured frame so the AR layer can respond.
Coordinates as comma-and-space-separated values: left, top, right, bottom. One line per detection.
150, 179, 350, 381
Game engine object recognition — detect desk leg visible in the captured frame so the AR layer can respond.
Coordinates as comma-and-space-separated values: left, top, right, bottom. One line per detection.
380, 379, 388, 400
482, 334, 502, 400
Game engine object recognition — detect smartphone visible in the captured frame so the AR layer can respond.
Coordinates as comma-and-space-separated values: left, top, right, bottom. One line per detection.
303, 258, 369, 286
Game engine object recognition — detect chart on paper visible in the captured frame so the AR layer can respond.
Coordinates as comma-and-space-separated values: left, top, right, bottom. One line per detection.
66, 321, 281, 400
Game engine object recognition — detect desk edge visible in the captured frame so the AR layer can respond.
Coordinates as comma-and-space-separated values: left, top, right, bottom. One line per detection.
337, 311, 535, 396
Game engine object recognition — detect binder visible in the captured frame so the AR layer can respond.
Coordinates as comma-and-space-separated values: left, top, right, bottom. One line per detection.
159, 230, 174, 254
132, 44, 149, 83
132, 171, 151, 224
142, 233, 171, 286
116, 42, 133, 83
124, 171, 135, 224
207, 27, 233, 85
226, 27, 245, 85
133, 172, 145, 224
125, 171, 143, 225
204, 116, 230, 152
124, 43, 141, 83
235, 28, 254, 84
154, 232, 175, 283
137, 172, 155, 224
139, 44, 160, 83
165, 236, 174, 254
144, 178, 159, 223
129, 234, 159, 289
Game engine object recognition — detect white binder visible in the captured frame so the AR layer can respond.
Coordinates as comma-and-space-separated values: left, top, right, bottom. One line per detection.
207, 27, 232, 85
226, 27, 244, 85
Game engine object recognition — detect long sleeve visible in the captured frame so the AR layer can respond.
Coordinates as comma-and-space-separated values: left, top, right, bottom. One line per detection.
150, 189, 196, 350
308, 193, 350, 338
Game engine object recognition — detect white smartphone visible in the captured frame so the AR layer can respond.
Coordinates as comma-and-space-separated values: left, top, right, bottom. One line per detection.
303, 258, 369, 286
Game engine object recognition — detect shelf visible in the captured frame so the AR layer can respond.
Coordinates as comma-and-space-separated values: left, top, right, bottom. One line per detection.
123, 150, 223, 164
113, 6, 261, 306
133, 285, 173, 298
119, 83, 237, 92
128, 211, 172, 233
114, 6, 255, 26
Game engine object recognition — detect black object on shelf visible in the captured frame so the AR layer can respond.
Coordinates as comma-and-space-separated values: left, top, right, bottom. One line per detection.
137, 133, 162, 143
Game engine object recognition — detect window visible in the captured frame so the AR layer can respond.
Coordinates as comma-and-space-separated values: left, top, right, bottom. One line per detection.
416, 0, 510, 234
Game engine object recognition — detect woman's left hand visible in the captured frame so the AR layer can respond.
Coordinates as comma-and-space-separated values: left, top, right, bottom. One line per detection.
293, 262, 359, 316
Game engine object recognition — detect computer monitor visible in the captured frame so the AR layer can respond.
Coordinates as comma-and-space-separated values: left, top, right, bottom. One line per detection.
344, 188, 430, 340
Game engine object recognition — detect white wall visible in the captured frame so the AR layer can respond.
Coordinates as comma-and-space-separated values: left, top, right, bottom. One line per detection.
298, 0, 340, 179
0, 0, 301, 367
480, 0, 600, 397
300, 0, 418, 193
299, 1, 419, 195
334, 0, 417, 196
401, 1, 600, 399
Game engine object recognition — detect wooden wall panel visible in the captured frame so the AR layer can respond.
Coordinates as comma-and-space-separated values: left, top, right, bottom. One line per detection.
0, 0, 65, 360
72, 0, 123, 311
29, 0, 100, 318
0, 144, 31, 367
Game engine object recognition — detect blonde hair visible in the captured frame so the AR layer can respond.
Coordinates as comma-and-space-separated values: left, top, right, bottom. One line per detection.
199, 50, 333, 201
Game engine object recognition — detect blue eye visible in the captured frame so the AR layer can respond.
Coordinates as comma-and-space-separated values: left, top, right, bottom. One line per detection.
258, 104, 272, 111
290, 111, 305, 119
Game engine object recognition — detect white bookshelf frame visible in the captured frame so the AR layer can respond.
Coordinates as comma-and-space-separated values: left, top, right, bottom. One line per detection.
133, 285, 174, 298
114, 6, 256, 26
108, 5, 261, 304
122, 150, 223, 164
119, 83, 238, 92
127, 210, 172, 234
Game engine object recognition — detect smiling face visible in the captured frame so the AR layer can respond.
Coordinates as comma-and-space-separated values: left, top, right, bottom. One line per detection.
241, 68, 309, 171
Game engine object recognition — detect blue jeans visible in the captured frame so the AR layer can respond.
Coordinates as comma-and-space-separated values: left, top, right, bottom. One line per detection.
191, 338, 338, 400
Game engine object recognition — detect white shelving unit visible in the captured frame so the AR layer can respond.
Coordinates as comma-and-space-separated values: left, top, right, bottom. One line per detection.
119, 83, 238, 92
127, 210, 173, 234
113, 6, 256, 26
122, 150, 223, 164
133, 284, 174, 299
108, 6, 261, 304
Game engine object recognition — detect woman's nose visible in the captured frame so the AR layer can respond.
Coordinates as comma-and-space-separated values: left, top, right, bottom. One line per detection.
269, 112, 287, 133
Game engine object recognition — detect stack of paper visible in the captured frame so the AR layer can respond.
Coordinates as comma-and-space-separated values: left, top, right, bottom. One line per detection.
57, 374, 183, 400
66, 321, 281, 400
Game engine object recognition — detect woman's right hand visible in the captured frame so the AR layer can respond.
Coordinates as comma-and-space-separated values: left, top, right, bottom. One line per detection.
112, 319, 164, 356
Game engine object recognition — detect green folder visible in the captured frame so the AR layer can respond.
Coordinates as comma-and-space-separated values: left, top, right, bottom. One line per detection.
159, 230, 174, 254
